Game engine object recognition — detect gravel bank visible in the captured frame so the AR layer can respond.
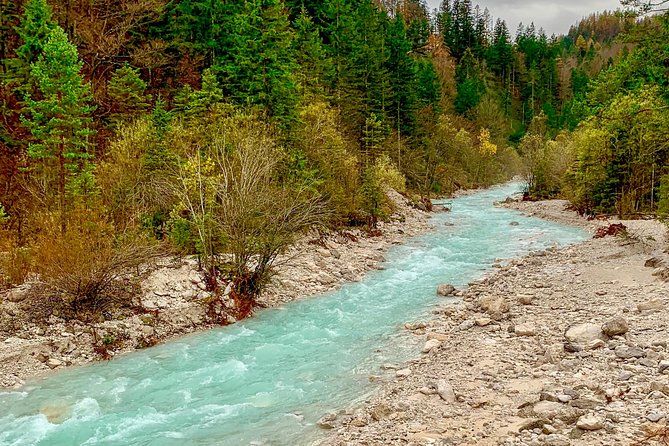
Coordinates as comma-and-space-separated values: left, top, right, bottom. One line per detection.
0, 189, 431, 389
322, 199, 669, 446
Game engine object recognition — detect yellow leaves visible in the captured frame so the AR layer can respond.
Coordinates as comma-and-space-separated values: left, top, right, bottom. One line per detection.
478, 128, 497, 156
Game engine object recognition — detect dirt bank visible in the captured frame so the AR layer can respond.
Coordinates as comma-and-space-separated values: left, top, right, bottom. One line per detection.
0, 189, 431, 389
322, 199, 669, 446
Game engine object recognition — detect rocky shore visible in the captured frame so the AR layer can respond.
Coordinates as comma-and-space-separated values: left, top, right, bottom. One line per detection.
322, 199, 669, 446
0, 189, 431, 389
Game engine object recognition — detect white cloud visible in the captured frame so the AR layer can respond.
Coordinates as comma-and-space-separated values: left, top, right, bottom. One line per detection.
426, 0, 623, 35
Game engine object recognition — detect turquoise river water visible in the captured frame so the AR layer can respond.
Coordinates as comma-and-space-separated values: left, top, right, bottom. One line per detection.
0, 183, 588, 446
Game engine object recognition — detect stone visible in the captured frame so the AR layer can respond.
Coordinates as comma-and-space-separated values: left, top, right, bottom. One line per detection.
540, 392, 559, 402
318, 413, 337, 429
479, 296, 510, 320
614, 345, 646, 359
329, 249, 341, 259
437, 284, 456, 296
514, 323, 537, 337
475, 318, 492, 327
570, 399, 599, 410
458, 320, 475, 331
543, 344, 564, 364
405, 321, 427, 331
7, 288, 28, 303
140, 326, 155, 337
637, 299, 664, 312
557, 394, 572, 403
659, 360, 669, 374
587, 339, 606, 350
422, 339, 441, 353
46, 358, 63, 369
419, 386, 436, 395
618, 371, 633, 381
564, 323, 606, 344
40, 404, 70, 424
531, 401, 564, 418
396, 368, 412, 377
370, 404, 393, 421
645, 257, 664, 268
601, 317, 629, 337
518, 419, 544, 432
650, 382, 669, 396
638, 358, 657, 368
435, 379, 456, 403
427, 332, 449, 342
646, 412, 665, 423
576, 415, 603, 431
517, 294, 534, 305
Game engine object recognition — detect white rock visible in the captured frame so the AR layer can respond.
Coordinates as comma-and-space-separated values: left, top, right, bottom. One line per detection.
576, 415, 604, 431
436, 379, 456, 403
659, 360, 669, 374
46, 358, 63, 369
564, 323, 606, 344
395, 368, 412, 377
422, 339, 441, 353
514, 323, 537, 337
637, 299, 664, 312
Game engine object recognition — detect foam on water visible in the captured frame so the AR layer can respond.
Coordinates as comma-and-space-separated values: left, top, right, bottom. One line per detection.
0, 183, 588, 446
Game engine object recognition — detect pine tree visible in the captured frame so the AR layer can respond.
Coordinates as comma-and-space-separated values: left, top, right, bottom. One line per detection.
108, 64, 151, 125
22, 26, 95, 225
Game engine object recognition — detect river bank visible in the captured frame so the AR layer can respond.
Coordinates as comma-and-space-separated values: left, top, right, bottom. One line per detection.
0, 189, 431, 389
323, 199, 669, 446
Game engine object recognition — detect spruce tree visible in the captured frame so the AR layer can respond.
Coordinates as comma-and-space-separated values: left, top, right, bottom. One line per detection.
108, 64, 151, 125
22, 26, 95, 224
293, 7, 331, 96
386, 15, 418, 135
214, 0, 298, 129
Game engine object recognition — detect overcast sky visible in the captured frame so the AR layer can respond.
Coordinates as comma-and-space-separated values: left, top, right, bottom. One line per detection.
426, 0, 624, 36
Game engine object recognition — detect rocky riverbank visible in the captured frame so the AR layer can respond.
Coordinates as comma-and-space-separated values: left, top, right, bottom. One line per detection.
322, 199, 669, 446
0, 189, 431, 389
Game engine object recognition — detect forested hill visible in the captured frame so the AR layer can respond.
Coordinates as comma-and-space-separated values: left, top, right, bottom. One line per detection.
0, 0, 668, 313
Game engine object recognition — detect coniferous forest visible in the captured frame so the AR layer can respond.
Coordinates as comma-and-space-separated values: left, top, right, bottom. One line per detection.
1, 0, 668, 317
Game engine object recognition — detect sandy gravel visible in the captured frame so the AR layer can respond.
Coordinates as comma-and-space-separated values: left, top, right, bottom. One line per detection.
321, 199, 669, 446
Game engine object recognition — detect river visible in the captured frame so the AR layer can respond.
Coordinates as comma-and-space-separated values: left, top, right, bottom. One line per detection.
0, 183, 588, 446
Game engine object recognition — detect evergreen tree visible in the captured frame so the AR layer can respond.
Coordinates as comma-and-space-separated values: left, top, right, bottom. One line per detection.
293, 7, 332, 96
386, 14, 418, 135
9, 0, 56, 92
174, 68, 224, 115
108, 64, 151, 124
416, 58, 441, 111
22, 26, 95, 225
486, 19, 513, 80
0, 1, 21, 74
324, 0, 389, 142
214, 0, 298, 129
